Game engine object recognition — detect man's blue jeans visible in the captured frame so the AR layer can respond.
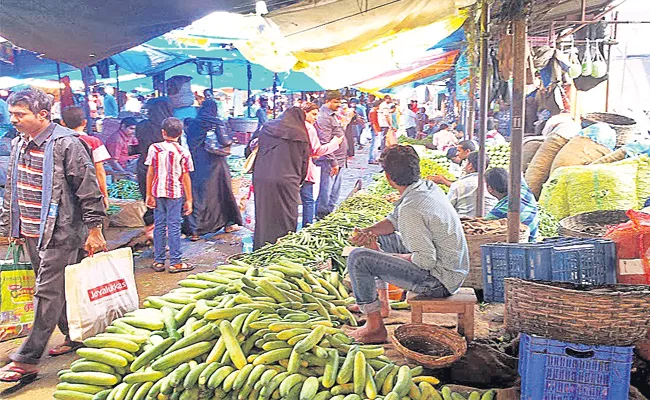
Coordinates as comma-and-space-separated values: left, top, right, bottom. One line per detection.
368, 128, 378, 163
347, 233, 450, 314
154, 197, 183, 265
300, 182, 315, 227
316, 163, 343, 219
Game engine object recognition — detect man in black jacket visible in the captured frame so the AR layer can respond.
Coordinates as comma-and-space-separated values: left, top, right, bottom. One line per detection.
0, 87, 106, 382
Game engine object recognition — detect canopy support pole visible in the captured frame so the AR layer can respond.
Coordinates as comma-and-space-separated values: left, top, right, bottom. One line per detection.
247, 62, 252, 118
476, 0, 489, 217
210, 72, 214, 92
115, 63, 121, 110
508, 17, 527, 243
56, 62, 63, 104
272, 73, 278, 119
81, 68, 92, 136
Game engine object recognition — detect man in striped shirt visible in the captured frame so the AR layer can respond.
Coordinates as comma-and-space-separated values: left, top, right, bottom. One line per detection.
0, 87, 106, 382
347, 145, 469, 344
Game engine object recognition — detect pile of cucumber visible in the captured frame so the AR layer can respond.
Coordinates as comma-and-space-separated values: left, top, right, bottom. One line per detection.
54, 260, 448, 400
437, 387, 495, 400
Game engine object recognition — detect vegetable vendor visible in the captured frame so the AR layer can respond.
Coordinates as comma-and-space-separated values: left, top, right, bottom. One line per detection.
346, 145, 469, 344
484, 167, 540, 242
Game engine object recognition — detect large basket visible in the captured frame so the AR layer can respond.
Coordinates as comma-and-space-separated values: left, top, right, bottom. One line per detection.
390, 324, 467, 369
559, 210, 629, 238
229, 117, 259, 133
581, 112, 637, 148
505, 278, 650, 346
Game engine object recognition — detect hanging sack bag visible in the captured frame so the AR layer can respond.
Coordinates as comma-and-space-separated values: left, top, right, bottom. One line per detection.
0, 244, 35, 342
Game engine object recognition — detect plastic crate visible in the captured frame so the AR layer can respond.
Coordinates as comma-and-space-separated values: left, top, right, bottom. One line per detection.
543, 237, 617, 282
481, 240, 616, 302
519, 333, 633, 400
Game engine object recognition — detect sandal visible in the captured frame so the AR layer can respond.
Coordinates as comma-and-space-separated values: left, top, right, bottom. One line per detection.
49, 340, 83, 357
0, 363, 38, 383
168, 263, 195, 274
151, 262, 166, 272
190, 235, 201, 242
224, 225, 241, 233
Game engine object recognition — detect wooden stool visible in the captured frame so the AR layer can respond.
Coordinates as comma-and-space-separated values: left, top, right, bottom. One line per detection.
407, 288, 477, 341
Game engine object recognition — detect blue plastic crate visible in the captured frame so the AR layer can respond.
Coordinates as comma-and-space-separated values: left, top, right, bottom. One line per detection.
519, 333, 633, 400
481, 240, 616, 302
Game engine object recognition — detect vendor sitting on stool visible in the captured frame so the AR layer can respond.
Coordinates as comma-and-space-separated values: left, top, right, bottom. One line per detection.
347, 145, 469, 344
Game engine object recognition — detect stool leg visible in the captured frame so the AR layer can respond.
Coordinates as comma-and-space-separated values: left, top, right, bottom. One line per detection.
464, 305, 475, 341
411, 305, 423, 323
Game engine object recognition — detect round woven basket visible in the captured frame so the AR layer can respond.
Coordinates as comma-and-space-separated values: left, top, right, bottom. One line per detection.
390, 324, 467, 369
581, 112, 637, 147
226, 253, 245, 263
505, 278, 650, 346
559, 210, 629, 238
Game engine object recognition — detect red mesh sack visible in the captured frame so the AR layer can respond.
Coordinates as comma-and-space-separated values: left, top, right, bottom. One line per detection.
605, 210, 650, 259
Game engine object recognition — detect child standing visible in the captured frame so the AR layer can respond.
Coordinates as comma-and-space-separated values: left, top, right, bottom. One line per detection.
145, 117, 195, 273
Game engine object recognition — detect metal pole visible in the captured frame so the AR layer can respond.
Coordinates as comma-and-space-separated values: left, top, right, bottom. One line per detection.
247, 62, 252, 118
476, 0, 489, 217
272, 73, 278, 119
508, 17, 527, 243
605, 11, 618, 112
56, 62, 63, 103
115, 63, 121, 110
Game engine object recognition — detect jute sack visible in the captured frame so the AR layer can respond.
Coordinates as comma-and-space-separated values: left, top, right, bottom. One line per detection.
525, 134, 569, 198
549, 135, 611, 175
522, 137, 545, 172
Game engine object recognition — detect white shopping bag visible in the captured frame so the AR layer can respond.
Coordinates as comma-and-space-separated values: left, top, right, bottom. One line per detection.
360, 126, 372, 146
65, 248, 138, 341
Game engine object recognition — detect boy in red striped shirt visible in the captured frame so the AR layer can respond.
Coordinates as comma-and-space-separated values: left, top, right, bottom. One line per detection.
145, 117, 194, 273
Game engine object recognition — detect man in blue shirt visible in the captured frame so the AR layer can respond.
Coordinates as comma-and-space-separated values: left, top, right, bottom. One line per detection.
100, 87, 118, 118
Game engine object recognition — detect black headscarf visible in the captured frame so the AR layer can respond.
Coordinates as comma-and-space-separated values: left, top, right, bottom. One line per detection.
196, 99, 221, 130
145, 97, 174, 127
260, 106, 308, 143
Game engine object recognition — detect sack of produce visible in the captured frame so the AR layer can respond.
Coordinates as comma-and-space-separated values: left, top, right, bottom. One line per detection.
166, 75, 194, 109
525, 134, 569, 198
539, 170, 570, 220
522, 137, 544, 172
579, 122, 616, 150
108, 199, 146, 228
564, 163, 638, 216
549, 136, 611, 175
612, 154, 650, 207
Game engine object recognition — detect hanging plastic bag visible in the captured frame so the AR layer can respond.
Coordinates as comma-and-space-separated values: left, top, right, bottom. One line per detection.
581, 39, 593, 76
65, 248, 138, 341
591, 43, 607, 78
579, 122, 616, 150
0, 244, 35, 342
568, 49, 582, 79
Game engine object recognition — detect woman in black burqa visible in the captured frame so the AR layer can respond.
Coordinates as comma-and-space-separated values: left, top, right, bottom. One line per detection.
253, 107, 310, 250
185, 99, 242, 240
136, 97, 173, 226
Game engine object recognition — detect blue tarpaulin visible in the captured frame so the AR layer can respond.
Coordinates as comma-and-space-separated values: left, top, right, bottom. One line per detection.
111, 45, 190, 76
0, 48, 77, 79
428, 27, 466, 52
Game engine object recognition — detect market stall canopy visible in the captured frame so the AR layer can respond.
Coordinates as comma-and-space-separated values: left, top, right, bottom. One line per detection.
111, 45, 190, 76
0, 0, 270, 68
0, 43, 77, 79
355, 50, 460, 94
170, 0, 473, 88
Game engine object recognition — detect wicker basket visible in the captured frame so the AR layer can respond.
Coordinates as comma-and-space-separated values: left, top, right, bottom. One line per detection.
505, 278, 650, 346
559, 210, 629, 238
229, 118, 259, 133
589, 147, 627, 164
390, 324, 467, 369
582, 112, 637, 148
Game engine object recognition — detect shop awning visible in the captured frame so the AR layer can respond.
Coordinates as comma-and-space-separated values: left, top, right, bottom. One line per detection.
111, 45, 191, 76
0, 0, 245, 68
0, 44, 77, 79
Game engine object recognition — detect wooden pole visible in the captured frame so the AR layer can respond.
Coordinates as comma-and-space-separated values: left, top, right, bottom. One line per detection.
247, 62, 253, 118
508, 17, 527, 243
56, 62, 63, 103
467, 72, 476, 140
115, 63, 121, 110
476, 0, 489, 217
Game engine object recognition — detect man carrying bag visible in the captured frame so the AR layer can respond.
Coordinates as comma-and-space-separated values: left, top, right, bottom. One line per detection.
0, 87, 107, 383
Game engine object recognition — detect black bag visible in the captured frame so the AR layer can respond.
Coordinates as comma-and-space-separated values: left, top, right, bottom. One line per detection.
204, 120, 233, 157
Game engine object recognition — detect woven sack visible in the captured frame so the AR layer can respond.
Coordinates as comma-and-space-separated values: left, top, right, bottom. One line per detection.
524, 134, 569, 198
549, 135, 611, 175
521, 138, 544, 172
167, 75, 194, 109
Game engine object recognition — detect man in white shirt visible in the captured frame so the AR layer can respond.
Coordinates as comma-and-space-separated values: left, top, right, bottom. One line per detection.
448, 151, 497, 217
431, 123, 458, 152
377, 95, 392, 150
403, 106, 417, 138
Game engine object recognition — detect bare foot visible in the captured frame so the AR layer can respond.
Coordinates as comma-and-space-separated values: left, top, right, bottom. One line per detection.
348, 323, 388, 344
347, 303, 390, 318
0, 362, 39, 383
